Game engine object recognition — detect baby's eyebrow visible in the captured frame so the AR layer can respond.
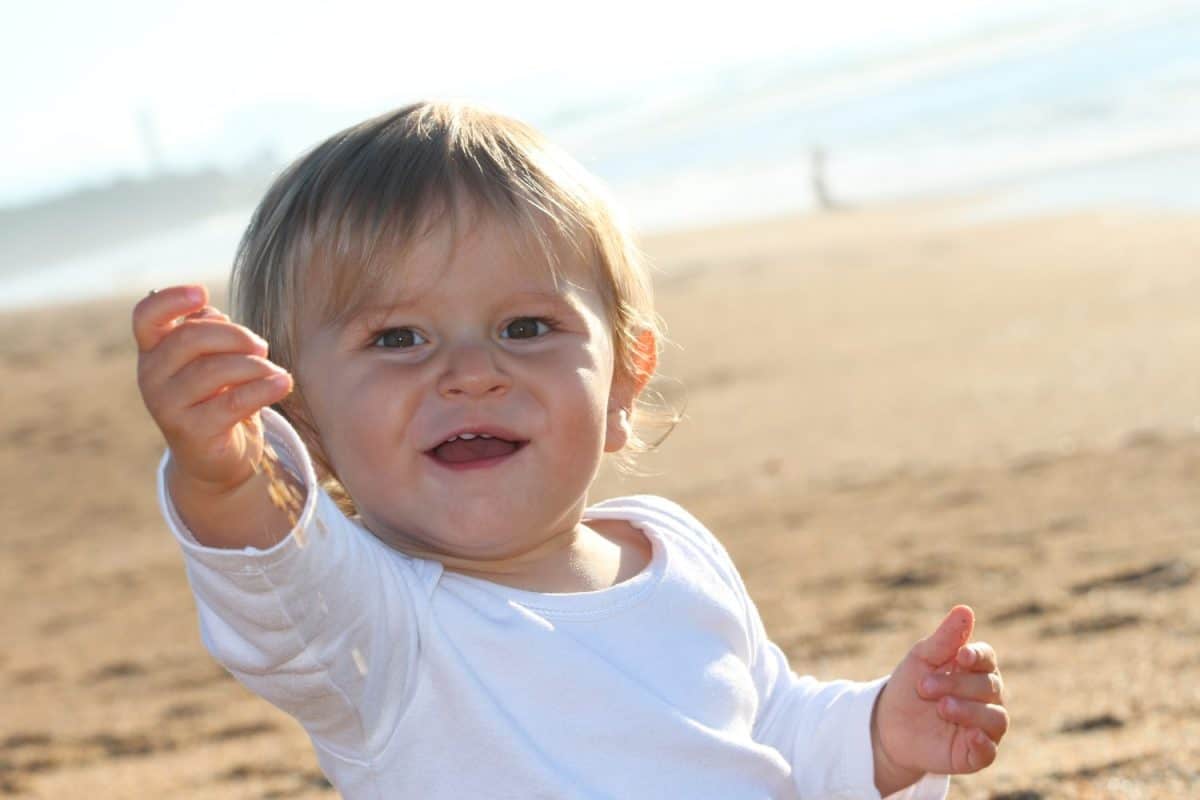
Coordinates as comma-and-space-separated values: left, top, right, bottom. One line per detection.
347, 289, 573, 326
501, 290, 574, 306
350, 298, 419, 321
497, 290, 593, 319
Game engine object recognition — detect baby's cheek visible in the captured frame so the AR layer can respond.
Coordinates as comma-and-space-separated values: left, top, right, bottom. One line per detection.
316, 394, 393, 477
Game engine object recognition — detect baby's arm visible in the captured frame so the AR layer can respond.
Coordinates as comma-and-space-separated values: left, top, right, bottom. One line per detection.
648, 499, 949, 798
134, 284, 298, 549
158, 407, 424, 762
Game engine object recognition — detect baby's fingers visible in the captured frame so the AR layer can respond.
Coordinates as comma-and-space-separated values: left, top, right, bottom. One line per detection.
919, 669, 1004, 704
140, 319, 270, 401
955, 641, 998, 673
132, 285, 207, 351
188, 372, 293, 441
171, 354, 291, 411
938, 697, 1009, 744
964, 728, 998, 772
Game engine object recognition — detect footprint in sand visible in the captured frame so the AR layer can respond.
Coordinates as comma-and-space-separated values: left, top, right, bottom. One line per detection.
84, 731, 164, 758
1039, 612, 1143, 638
207, 721, 278, 743
873, 568, 943, 590
1045, 515, 1087, 534
1060, 713, 1125, 734
933, 488, 984, 509
8, 665, 59, 686
83, 659, 146, 684
219, 762, 333, 793
1070, 560, 1194, 594
0, 732, 60, 796
990, 601, 1053, 625
159, 702, 209, 721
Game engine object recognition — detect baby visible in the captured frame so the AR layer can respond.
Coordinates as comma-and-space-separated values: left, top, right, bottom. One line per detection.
134, 102, 1007, 798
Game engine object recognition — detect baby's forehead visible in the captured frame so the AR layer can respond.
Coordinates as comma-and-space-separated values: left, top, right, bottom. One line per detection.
297, 208, 604, 330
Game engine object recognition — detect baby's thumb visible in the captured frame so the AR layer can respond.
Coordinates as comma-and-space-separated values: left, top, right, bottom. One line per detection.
915, 605, 975, 668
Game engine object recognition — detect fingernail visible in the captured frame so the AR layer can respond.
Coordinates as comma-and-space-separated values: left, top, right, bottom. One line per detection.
185, 286, 204, 303
921, 676, 938, 694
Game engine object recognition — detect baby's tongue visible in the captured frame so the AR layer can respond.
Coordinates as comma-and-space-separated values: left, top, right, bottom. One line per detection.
434, 437, 518, 463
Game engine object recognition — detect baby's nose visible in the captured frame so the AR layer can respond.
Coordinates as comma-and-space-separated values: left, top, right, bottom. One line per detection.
436, 344, 510, 399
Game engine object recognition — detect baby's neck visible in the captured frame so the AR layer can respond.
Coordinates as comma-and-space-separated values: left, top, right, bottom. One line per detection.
409, 521, 651, 594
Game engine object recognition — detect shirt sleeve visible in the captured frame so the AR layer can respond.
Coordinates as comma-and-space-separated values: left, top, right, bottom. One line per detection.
749, 640, 949, 799
157, 407, 429, 761
642, 497, 949, 800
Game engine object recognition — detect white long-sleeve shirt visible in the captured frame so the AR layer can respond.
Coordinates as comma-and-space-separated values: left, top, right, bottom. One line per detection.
159, 408, 948, 799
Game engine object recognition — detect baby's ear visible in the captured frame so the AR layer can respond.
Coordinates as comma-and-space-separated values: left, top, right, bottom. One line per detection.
629, 329, 658, 396
604, 330, 657, 453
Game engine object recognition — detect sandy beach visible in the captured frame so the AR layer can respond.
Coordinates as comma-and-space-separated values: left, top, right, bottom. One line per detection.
2, 202, 1197, 798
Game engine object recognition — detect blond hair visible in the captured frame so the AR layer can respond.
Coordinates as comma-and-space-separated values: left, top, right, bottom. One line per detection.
231, 101, 671, 506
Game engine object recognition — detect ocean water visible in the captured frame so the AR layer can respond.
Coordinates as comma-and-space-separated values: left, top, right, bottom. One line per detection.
4, 0, 1198, 310
569, 0, 1200, 229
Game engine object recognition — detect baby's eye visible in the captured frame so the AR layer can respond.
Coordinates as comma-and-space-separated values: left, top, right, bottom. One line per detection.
372, 327, 427, 348
500, 318, 551, 340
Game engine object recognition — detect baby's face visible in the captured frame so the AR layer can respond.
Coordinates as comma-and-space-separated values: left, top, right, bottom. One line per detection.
293, 214, 633, 559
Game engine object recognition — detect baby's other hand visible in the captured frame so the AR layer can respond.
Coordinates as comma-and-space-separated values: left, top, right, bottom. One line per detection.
133, 285, 293, 494
872, 606, 1008, 791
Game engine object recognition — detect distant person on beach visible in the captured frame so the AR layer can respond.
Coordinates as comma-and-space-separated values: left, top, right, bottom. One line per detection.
133, 102, 1007, 798
811, 146, 836, 211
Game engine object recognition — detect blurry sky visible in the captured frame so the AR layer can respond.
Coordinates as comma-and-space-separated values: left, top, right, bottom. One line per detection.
2, 0, 1081, 207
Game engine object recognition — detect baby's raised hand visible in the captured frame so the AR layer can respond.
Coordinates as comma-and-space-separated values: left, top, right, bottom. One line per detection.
133, 285, 293, 495
872, 606, 1008, 793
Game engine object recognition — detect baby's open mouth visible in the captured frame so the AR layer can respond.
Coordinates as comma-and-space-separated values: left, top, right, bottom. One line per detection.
429, 433, 527, 464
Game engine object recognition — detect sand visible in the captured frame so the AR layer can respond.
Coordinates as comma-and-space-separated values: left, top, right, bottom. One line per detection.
2, 202, 1197, 798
